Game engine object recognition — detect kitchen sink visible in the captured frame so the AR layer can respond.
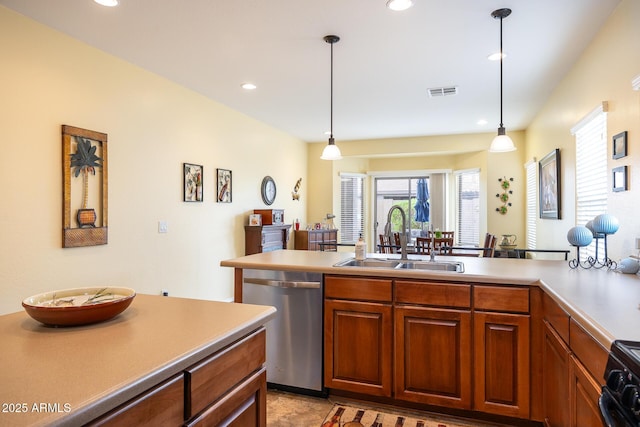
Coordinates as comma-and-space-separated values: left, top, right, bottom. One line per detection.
333, 258, 464, 272
396, 261, 464, 272
333, 258, 402, 269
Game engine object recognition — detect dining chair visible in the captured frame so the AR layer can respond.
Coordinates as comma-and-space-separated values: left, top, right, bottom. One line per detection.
415, 237, 453, 255
379, 234, 394, 254
482, 233, 497, 257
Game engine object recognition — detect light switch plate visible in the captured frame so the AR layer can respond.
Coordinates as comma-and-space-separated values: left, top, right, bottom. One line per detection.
158, 221, 168, 233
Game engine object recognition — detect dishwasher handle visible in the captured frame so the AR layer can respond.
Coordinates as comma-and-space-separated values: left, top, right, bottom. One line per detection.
243, 278, 321, 289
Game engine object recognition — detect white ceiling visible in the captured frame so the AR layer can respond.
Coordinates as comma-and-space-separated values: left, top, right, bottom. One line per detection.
0, 0, 621, 145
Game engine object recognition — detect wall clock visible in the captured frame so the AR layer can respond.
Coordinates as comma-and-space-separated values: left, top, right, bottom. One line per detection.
261, 176, 276, 205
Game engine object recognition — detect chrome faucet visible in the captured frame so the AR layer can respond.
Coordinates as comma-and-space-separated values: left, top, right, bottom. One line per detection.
429, 224, 436, 262
385, 205, 409, 260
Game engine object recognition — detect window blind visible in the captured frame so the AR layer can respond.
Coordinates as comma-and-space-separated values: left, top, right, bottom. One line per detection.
525, 161, 537, 249
340, 174, 364, 244
455, 169, 480, 246
573, 108, 607, 258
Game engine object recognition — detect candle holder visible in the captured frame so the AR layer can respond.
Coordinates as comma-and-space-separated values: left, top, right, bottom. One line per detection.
589, 214, 619, 270
567, 226, 594, 269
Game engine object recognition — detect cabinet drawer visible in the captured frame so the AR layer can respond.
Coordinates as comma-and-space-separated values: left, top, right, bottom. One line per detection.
325, 276, 392, 302
396, 280, 471, 308
473, 285, 529, 313
186, 368, 266, 427
185, 329, 266, 419
88, 374, 184, 427
569, 319, 608, 385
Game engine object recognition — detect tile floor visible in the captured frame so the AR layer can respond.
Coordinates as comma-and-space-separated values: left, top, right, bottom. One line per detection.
266, 389, 512, 427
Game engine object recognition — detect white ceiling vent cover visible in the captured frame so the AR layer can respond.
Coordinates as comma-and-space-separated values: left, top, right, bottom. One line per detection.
428, 86, 458, 97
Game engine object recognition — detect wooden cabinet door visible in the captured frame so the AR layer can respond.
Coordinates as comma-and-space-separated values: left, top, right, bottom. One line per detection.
569, 355, 603, 427
474, 311, 530, 419
324, 299, 392, 397
394, 305, 472, 409
543, 320, 570, 427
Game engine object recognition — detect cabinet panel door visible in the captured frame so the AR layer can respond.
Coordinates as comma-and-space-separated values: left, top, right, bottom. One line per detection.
543, 320, 570, 427
324, 299, 392, 397
569, 355, 603, 427
395, 306, 472, 409
474, 312, 530, 418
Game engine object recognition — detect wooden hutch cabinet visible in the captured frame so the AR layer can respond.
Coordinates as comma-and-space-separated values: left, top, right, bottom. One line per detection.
244, 225, 291, 255
294, 229, 338, 251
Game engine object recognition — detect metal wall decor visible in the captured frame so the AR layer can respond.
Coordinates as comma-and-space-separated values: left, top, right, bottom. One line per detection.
62, 125, 108, 248
495, 176, 514, 215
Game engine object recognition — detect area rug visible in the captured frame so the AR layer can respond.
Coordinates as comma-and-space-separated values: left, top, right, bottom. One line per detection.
321, 404, 496, 427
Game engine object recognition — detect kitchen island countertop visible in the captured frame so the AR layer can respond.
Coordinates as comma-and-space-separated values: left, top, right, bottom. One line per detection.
0, 294, 275, 427
221, 249, 640, 349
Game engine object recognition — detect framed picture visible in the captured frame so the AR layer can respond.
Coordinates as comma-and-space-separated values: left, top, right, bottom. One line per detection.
612, 131, 627, 159
539, 149, 561, 219
612, 166, 628, 192
249, 214, 262, 226
216, 168, 232, 203
62, 125, 108, 247
184, 163, 203, 202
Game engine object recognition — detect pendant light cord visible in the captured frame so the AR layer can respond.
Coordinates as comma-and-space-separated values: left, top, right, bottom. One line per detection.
330, 40, 334, 140
499, 14, 504, 129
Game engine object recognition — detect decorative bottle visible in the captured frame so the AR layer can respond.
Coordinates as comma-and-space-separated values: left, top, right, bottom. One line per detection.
355, 234, 366, 260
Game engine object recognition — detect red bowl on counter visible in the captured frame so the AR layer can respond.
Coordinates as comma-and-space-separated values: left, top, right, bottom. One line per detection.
22, 287, 136, 327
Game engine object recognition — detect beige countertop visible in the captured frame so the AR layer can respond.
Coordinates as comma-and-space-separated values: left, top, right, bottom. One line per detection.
221, 249, 640, 348
0, 294, 276, 427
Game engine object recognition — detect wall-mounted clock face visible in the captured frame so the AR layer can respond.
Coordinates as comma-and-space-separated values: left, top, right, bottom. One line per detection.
261, 176, 276, 205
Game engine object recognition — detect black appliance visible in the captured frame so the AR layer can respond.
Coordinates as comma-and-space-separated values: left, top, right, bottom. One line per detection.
600, 340, 640, 426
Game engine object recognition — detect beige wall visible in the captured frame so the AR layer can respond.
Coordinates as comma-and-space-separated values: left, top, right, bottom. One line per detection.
526, 0, 640, 260
308, 131, 526, 249
0, 7, 307, 314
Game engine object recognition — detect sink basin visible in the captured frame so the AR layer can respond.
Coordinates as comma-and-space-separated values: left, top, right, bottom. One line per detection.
396, 261, 464, 272
333, 258, 401, 268
333, 258, 464, 272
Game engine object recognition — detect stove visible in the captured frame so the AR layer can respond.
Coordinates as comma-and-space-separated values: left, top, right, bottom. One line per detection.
600, 340, 640, 426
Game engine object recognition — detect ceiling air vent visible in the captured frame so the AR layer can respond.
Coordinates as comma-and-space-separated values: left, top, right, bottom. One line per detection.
428, 86, 458, 97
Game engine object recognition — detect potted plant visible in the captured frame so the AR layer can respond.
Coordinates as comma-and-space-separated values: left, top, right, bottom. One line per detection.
70, 136, 102, 228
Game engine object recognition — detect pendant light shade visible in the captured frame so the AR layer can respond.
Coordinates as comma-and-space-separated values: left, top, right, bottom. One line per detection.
321, 35, 342, 161
489, 8, 516, 153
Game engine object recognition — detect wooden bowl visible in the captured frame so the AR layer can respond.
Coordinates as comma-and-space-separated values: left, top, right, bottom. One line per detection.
22, 287, 135, 327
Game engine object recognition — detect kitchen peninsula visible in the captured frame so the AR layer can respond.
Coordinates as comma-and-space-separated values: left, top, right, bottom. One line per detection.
0, 294, 276, 427
221, 249, 640, 425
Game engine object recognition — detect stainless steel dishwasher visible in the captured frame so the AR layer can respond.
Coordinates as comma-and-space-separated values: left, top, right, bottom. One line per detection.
242, 269, 324, 395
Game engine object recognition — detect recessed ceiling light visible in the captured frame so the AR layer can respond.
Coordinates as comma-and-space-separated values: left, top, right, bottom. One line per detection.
477, 119, 488, 126
386, 0, 413, 11
488, 52, 506, 61
94, 0, 118, 6
241, 83, 257, 90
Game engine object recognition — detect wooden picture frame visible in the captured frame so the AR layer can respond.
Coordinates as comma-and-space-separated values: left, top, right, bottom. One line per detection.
62, 125, 108, 248
612, 166, 628, 192
184, 163, 203, 202
216, 168, 232, 203
539, 149, 561, 219
612, 131, 627, 159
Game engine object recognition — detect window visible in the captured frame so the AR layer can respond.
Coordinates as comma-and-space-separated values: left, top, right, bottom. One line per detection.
455, 169, 479, 246
571, 105, 608, 258
525, 161, 537, 249
340, 174, 365, 244
373, 177, 430, 245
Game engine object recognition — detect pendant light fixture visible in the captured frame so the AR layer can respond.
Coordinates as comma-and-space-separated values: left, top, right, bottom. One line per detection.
321, 35, 342, 161
489, 8, 516, 153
